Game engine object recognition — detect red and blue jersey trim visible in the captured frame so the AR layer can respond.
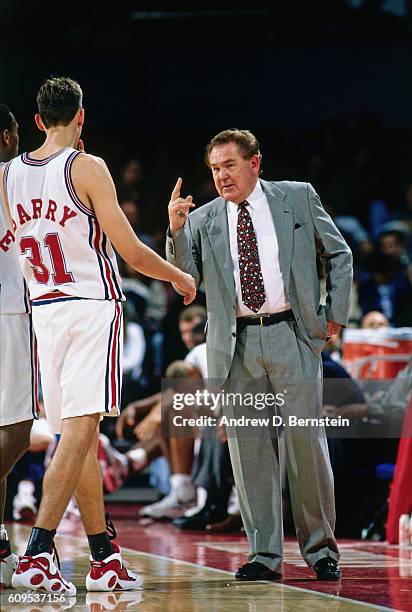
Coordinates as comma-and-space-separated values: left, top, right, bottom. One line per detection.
28, 314, 39, 419
88, 217, 122, 301
21, 148, 68, 167
64, 150, 95, 217
105, 302, 122, 413
31, 291, 84, 306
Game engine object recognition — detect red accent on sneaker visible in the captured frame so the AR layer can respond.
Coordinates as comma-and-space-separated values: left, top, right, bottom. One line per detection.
108, 575, 116, 589
30, 573, 44, 586
15, 554, 72, 592
89, 558, 134, 582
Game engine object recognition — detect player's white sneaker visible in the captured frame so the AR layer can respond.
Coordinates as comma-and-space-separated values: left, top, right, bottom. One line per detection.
12, 550, 76, 596
0, 552, 18, 588
86, 543, 141, 592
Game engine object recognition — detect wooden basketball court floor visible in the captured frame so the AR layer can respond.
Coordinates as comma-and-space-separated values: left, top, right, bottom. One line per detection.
1, 504, 411, 611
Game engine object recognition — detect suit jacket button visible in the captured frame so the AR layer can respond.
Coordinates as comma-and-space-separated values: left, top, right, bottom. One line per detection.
232, 332, 236, 338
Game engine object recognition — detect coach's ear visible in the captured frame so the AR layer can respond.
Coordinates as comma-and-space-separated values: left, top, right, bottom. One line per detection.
35, 113, 46, 132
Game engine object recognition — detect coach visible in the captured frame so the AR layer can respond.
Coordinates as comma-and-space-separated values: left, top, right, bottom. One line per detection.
166, 129, 353, 581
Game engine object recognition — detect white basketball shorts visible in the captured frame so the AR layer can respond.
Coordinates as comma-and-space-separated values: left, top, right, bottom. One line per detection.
0, 313, 39, 426
31, 298, 123, 434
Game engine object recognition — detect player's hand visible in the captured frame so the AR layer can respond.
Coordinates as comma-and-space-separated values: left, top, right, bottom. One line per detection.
174, 270, 196, 305
134, 404, 161, 441
325, 321, 342, 342
115, 403, 138, 438
168, 177, 195, 235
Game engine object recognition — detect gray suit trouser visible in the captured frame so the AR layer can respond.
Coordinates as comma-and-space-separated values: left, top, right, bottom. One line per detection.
224, 319, 339, 572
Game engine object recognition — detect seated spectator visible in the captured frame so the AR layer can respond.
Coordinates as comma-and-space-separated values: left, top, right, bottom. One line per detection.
117, 360, 201, 519
392, 181, 412, 257
118, 159, 142, 202
323, 356, 412, 437
120, 198, 156, 250
121, 305, 147, 408
378, 228, 411, 273
357, 251, 411, 324
361, 311, 390, 330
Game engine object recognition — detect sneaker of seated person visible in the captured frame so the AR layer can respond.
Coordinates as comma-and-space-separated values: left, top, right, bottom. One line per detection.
140, 475, 196, 519
13, 481, 37, 521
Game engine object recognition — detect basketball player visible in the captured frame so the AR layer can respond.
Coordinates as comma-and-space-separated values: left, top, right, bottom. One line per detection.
0, 77, 196, 595
0, 104, 37, 589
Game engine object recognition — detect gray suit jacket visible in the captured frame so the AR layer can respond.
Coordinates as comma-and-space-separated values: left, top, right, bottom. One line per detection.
166, 179, 353, 382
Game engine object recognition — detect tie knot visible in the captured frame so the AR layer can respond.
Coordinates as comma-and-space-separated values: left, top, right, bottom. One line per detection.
238, 200, 248, 210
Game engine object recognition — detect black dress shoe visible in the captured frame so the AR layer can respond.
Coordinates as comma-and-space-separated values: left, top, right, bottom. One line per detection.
172, 505, 226, 530
235, 561, 282, 582
314, 557, 341, 580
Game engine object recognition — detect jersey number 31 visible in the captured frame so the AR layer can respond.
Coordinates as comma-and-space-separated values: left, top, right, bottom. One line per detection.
20, 234, 74, 284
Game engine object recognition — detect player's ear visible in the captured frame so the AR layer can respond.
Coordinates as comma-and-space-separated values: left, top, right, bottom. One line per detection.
1, 129, 9, 146
78, 108, 85, 126
35, 114, 46, 132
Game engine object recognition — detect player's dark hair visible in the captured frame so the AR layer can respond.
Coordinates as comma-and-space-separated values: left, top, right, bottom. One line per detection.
205, 128, 261, 166
0, 103, 14, 133
37, 77, 82, 128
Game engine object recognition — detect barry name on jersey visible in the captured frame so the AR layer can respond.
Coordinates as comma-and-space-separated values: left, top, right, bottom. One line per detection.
0, 198, 78, 253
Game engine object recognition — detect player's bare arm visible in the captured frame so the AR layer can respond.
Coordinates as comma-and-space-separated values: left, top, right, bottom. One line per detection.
71, 153, 196, 304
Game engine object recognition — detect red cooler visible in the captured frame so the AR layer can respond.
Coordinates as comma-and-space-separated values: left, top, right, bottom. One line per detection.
342, 328, 412, 379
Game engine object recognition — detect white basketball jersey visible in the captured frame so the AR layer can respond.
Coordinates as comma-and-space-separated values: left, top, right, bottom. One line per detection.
4, 148, 124, 303
0, 162, 30, 314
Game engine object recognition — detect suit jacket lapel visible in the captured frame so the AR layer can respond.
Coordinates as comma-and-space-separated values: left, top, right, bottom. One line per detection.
261, 180, 293, 292
205, 199, 236, 301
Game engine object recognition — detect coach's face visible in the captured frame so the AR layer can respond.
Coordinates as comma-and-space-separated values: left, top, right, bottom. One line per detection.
209, 142, 260, 205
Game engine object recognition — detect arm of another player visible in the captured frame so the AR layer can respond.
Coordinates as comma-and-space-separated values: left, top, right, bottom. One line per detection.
71, 154, 196, 304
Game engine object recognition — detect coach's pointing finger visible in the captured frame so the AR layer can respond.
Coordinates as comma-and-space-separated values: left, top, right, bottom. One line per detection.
168, 178, 195, 236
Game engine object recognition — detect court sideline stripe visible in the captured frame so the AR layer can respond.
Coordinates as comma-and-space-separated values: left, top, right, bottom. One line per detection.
120, 546, 398, 612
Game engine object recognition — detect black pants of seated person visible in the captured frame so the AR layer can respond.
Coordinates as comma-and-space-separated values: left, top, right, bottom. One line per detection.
174, 428, 234, 528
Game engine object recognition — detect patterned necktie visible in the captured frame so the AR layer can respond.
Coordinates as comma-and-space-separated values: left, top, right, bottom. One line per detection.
237, 201, 266, 313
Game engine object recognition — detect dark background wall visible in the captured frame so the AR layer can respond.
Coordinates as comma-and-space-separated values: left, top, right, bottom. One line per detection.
1, 1, 411, 229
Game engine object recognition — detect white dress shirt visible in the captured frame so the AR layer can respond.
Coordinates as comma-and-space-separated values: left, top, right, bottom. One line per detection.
226, 180, 290, 317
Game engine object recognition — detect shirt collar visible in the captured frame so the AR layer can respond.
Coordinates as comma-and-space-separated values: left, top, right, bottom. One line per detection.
227, 180, 264, 213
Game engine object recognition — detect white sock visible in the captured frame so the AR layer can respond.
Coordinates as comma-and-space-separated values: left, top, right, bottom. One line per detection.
170, 474, 195, 503
170, 474, 193, 492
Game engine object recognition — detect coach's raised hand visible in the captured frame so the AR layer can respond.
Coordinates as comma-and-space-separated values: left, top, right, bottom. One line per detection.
168, 177, 195, 236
